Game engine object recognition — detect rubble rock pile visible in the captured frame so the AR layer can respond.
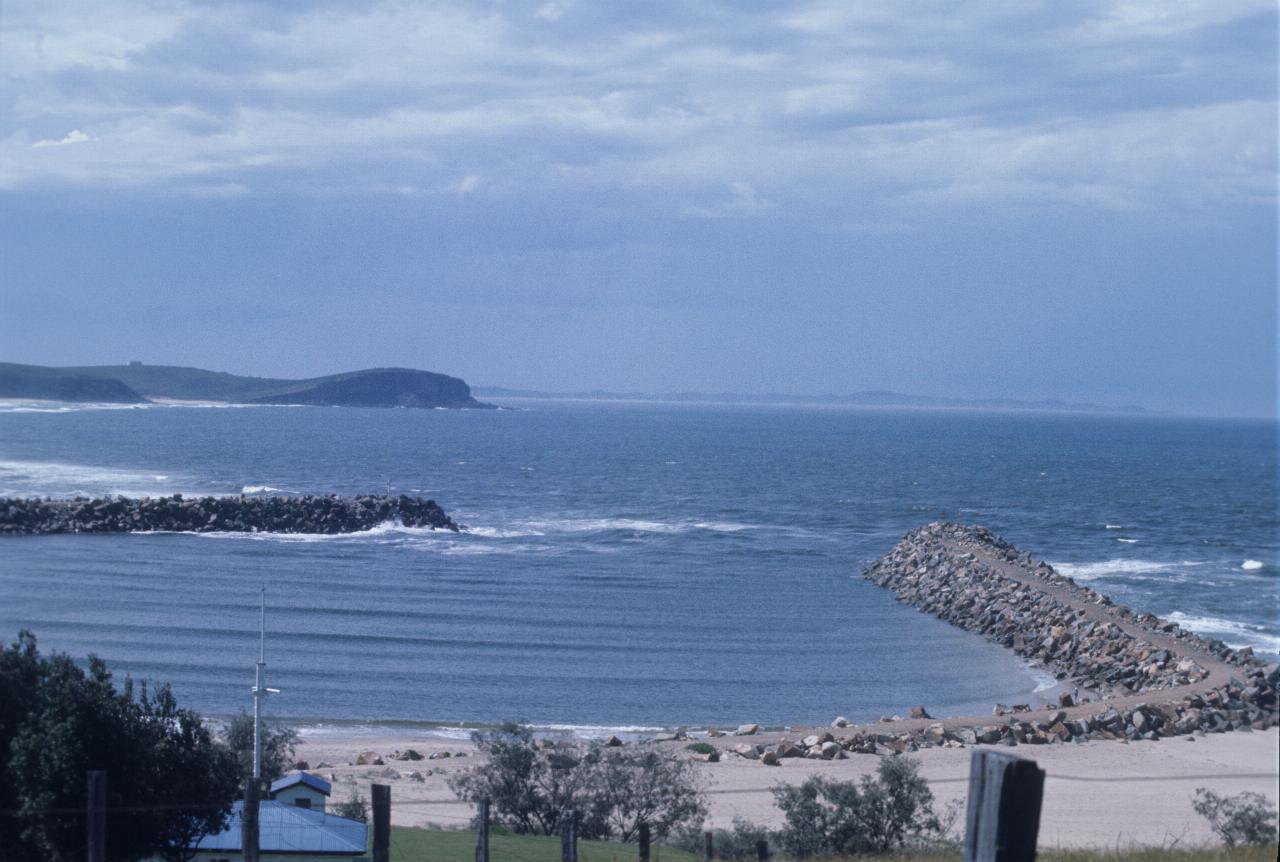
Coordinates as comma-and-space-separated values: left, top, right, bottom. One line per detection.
0, 493, 459, 535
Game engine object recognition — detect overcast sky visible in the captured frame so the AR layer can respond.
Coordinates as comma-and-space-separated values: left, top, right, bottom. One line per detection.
1, 1, 1275, 417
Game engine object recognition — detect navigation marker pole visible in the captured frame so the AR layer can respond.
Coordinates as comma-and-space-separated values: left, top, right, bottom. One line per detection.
252, 586, 280, 780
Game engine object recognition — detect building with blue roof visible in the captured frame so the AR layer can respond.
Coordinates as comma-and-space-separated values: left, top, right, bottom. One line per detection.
184, 772, 368, 861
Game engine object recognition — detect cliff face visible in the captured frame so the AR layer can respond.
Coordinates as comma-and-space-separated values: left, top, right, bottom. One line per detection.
247, 368, 491, 408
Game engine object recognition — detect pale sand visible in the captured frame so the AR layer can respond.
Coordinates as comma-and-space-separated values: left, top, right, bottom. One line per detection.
295, 728, 1279, 849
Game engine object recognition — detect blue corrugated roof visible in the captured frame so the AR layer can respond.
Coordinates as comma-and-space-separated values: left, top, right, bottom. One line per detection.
194, 800, 367, 854
271, 770, 332, 796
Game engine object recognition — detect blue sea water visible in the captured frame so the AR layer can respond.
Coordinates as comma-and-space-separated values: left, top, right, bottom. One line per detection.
0, 399, 1276, 733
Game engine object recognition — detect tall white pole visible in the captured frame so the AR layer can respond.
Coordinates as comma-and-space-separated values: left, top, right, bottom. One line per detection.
252, 587, 266, 780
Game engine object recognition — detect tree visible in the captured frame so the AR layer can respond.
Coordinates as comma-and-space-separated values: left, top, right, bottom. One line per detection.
221, 709, 299, 783
0, 631, 241, 862
449, 724, 705, 842
773, 758, 942, 857
582, 746, 707, 842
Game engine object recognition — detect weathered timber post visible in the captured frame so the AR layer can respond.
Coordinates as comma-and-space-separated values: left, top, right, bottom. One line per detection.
754, 838, 768, 862
371, 783, 391, 862
638, 821, 651, 862
704, 829, 714, 862
242, 777, 261, 862
86, 770, 106, 862
560, 807, 578, 862
475, 798, 491, 862
963, 749, 1045, 862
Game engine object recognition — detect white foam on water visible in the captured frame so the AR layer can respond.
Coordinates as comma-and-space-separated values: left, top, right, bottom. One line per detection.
0, 458, 194, 497
1116, 538, 1139, 544
180, 520, 448, 543
1242, 560, 1265, 571
1164, 612, 1280, 653
1049, 558, 1199, 580
514, 517, 757, 535
240, 485, 294, 495
1104, 524, 1124, 530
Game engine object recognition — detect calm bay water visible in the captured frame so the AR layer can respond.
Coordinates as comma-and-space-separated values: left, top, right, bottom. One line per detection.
0, 400, 1275, 732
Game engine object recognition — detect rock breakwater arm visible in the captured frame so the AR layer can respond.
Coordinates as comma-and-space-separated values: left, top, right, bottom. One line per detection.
0, 494, 459, 535
853, 522, 1277, 748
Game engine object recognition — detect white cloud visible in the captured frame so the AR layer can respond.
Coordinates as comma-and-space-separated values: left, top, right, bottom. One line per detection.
31, 129, 92, 148
0, 0, 1273, 217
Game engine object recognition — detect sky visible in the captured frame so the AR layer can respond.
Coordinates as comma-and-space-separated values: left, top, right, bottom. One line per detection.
1, 1, 1276, 418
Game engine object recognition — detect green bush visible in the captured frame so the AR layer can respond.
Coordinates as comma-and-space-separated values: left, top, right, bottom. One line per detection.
773, 757, 943, 857
685, 742, 716, 755
1192, 788, 1279, 847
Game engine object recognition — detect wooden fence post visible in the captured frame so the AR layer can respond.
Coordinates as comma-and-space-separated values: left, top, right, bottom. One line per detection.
86, 770, 106, 862
475, 798, 490, 862
754, 839, 768, 862
963, 749, 1045, 862
638, 821, 650, 862
560, 808, 578, 862
704, 829, 714, 862
241, 777, 260, 862
371, 784, 390, 862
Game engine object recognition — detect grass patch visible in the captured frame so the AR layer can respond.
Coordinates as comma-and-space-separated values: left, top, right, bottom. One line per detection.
390, 826, 700, 862
389, 828, 1277, 862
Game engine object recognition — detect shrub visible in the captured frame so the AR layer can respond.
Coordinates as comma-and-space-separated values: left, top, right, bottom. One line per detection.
332, 789, 369, 822
671, 818, 773, 861
583, 745, 708, 842
1192, 788, 1279, 847
449, 724, 706, 841
686, 742, 716, 755
773, 757, 942, 857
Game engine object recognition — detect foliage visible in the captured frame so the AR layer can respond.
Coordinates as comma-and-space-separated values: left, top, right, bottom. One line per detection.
685, 742, 716, 755
583, 745, 707, 842
449, 724, 706, 842
0, 630, 241, 862
1192, 789, 1279, 847
772, 757, 942, 857
332, 788, 370, 823
671, 817, 774, 861
221, 709, 300, 783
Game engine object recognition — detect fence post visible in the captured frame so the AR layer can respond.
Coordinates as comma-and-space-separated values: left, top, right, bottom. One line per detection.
963, 749, 1045, 862
560, 807, 578, 862
86, 770, 106, 862
371, 784, 390, 862
754, 838, 768, 862
638, 821, 650, 862
704, 829, 714, 862
242, 777, 260, 862
475, 798, 490, 862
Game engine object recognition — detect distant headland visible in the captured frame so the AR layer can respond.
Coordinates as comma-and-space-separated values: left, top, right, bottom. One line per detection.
0, 362, 494, 409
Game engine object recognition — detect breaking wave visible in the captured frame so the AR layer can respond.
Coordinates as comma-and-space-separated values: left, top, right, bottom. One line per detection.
1165, 612, 1280, 653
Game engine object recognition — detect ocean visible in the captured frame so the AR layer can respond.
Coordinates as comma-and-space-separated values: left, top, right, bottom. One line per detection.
0, 399, 1275, 736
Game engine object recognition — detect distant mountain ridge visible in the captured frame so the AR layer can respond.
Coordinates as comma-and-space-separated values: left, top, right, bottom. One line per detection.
0, 362, 493, 409
473, 385, 1151, 415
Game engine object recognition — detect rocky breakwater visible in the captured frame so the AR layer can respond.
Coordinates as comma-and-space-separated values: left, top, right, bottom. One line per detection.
0, 494, 459, 535
845, 522, 1278, 750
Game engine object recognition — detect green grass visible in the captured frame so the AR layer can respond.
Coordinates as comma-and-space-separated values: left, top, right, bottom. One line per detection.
390, 826, 700, 862
388, 828, 1277, 862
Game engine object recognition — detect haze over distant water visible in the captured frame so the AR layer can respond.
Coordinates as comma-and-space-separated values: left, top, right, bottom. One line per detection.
1, 2, 1275, 419
0, 400, 1274, 732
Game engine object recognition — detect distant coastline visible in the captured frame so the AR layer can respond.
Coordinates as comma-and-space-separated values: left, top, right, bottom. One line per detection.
0, 362, 494, 410
475, 385, 1155, 416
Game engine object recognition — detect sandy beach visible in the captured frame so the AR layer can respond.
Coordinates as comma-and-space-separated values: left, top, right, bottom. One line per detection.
295, 726, 1279, 849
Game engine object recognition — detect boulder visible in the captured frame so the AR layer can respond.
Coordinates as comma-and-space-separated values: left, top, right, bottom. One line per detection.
355, 750, 380, 766
736, 724, 760, 736
910, 705, 931, 719
831, 716, 850, 728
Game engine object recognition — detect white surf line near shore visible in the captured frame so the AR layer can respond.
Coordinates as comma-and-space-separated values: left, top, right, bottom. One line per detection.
0, 458, 197, 497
